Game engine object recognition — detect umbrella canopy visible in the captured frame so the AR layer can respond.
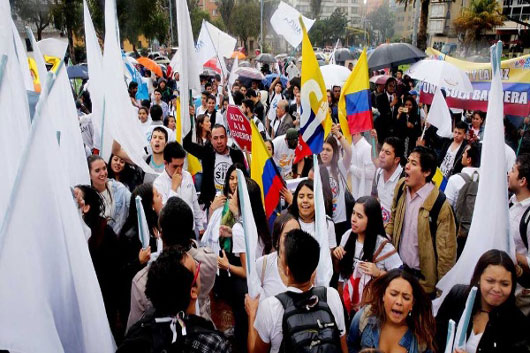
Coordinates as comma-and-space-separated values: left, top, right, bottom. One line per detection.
234, 67, 265, 80
334, 48, 353, 62
320, 64, 351, 89
67, 65, 88, 80
262, 73, 288, 88
367, 43, 426, 70
201, 68, 218, 77
238, 60, 251, 67
369, 74, 393, 85
275, 53, 288, 60
256, 53, 276, 63
405, 59, 474, 93
137, 56, 163, 77
231, 51, 247, 59
203, 58, 222, 74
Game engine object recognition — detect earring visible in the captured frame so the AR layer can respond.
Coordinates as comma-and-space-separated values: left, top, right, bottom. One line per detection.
408, 310, 412, 317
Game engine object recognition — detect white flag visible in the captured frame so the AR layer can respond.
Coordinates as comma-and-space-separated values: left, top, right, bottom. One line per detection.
0, 67, 115, 353
228, 56, 239, 89
10, 19, 34, 91
0, 0, 31, 220
270, 1, 315, 48
26, 27, 48, 89
237, 169, 261, 298
176, 0, 201, 137
102, 0, 154, 173
135, 196, 151, 249
454, 287, 478, 349
313, 154, 333, 286
433, 42, 513, 313
196, 20, 237, 67
38, 39, 90, 186
427, 87, 453, 138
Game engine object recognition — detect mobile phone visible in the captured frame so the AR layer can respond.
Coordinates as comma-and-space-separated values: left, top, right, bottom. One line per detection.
402, 107, 408, 113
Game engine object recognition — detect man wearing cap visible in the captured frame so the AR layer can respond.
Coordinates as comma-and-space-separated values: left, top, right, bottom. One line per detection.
273, 128, 300, 179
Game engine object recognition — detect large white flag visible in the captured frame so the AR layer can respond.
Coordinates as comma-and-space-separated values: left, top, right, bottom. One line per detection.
176, 0, 201, 137
270, 1, 315, 48
102, 0, 154, 173
237, 169, 261, 298
313, 155, 333, 286
38, 39, 90, 186
84, 0, 111, 157
10, 19, 34, 91
196, 20, 237, 66
426, 87, 453, 138
0, 68, 115, 353
433, 42, 513, 313
0, 0, 31, 220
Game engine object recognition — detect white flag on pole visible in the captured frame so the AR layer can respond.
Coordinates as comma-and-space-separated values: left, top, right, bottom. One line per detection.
433, 42, 513, 313
176, 0, 202, 137
228, 56, 239, 90
237, 169, 261, 298
270, 1, 315, 48
135, 196, 151, 249
10, 19, 34, 91
0, 68, 115, 353
313, 154, 333, 286
426, 87, 453, 138
196, 20, 237, 66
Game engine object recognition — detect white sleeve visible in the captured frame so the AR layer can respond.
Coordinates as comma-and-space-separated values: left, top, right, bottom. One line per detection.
232, 223, 246, 254
444, 175, 460, 207
327, 220, 337, 248
253, 298, 276, 344
326, 287, 346, 335
339, 230, 351, 248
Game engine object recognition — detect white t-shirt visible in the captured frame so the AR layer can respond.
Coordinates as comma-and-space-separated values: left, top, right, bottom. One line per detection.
267, 92, 283, 122
100, 187, 114, 220
213, 153, 233, 191
373, 165, 403, 224
444, 167, 479, 207
327, 162, 348, 223
339, 231, 402, 276
232, 222, 264, 259
465, 330, 483, 353
440, 144, 461, 177
255, 252, 287, 298
254, 286, 346, 353
273, 136, 295, 179
299, 218, 337, 248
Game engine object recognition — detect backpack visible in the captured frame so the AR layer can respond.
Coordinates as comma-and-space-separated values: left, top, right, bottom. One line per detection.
117, 309, 230, 353
454, 172, 479, 238
276, 287, 342, 353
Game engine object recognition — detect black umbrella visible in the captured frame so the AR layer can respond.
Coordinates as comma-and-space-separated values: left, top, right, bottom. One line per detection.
67, 65, 88, 79
256, 53, 276, 64
367, 43, 426, 70
334, 48, 353, 62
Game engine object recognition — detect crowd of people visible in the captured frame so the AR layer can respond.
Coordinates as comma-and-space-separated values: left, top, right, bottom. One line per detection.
73, 61, 530, 353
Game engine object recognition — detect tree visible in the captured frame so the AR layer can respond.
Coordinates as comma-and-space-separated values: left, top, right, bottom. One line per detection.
395, 0, 429, 49
51, 0, 83, 62
308, 9, 348, 47
11, 0, 53, 40
216, 0, 234, 27
309, 0, 322, 19
454, 0, 504, 53
367, 3, 395, 44
229, 1, 260, 50
190, 7, 211, 39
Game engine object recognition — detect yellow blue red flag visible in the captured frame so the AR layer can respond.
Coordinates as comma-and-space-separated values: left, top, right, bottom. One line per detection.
338, 49, 373, 143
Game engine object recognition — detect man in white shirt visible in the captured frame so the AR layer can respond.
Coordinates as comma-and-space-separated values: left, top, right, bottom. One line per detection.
444, 142, 481, 206
153, 141, 204, 233
151, 89, 169, 119
273, 128, 300, 179
246, 229, 347, 353
371, 137, 404, 224
350, 133, 376, 199
508, 154, 530, 314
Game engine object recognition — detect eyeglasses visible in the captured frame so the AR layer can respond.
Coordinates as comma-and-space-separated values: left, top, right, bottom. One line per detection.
191, 261, 201, 288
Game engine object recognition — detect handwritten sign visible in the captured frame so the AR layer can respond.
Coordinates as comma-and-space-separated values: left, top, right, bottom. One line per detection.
226, 105, 252, 151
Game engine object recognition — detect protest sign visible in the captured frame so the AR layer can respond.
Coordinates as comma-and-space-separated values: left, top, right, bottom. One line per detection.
226, 105, 252, 151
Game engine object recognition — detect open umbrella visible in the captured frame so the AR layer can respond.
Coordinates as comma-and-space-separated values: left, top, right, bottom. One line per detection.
238, 60, 251, 67
231, 51, 247, 59
262, 73, 288, 88
256, 53, 276, 64
137, 57, 163, 77
201, 68, 218, 77
334, 48, 354, 62
405, 59, 473, 93
234, 67, 265, 80
320, 64, 351, 89
67, 65, 88, 80
367, 43, 426, 70
203, 58, 222, 74
369, 74, 393, 85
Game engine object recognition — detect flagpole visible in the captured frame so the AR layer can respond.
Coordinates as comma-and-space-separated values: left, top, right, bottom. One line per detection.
204, 20, 228, 81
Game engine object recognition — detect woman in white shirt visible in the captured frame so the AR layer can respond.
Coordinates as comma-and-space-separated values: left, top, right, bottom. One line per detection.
255, 213, 300, 298
333, 196, 402, 317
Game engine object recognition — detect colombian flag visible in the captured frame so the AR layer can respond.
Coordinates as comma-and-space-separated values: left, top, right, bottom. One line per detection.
432, 167, 448, 191
176, 98, 203, 175
338, 49, 373, 144
250, 120, 284, 220
298, 17, 332, 157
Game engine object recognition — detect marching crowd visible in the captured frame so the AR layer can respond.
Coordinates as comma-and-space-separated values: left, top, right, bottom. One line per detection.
74, 63, 530, 353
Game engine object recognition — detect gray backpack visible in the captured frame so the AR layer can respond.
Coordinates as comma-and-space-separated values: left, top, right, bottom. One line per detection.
454, 172, 479, 238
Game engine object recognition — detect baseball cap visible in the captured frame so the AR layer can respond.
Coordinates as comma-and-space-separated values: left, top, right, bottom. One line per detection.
286, 128, 298, 141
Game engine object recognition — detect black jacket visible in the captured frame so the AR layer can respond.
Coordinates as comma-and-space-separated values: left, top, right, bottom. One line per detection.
374, 92, 401, 143
435, 284, 530, 353
183, 131, 246, 207
437, 139, 467, 177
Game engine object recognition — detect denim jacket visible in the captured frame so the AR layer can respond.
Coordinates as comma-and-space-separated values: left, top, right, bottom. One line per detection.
347, 306, 431, 353
107, 179, 131, 235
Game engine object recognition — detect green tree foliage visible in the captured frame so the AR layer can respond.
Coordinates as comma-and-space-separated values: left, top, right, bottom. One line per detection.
10, 0, 53, 40
215, 0, 234, 27
190, 7, 211, 39
308, 9, 348, 47
119, 0, 169, 46
367, 3, 395, 44
229, 1, 260, 50
454, 0, 504, 52
309, 0, 322, 19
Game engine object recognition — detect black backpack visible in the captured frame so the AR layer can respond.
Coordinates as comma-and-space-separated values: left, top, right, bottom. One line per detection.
276, 287, 342, 353
454, 172, 479, 238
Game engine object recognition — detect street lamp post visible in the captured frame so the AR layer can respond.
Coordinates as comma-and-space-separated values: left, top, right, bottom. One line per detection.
260, 0, 264, 52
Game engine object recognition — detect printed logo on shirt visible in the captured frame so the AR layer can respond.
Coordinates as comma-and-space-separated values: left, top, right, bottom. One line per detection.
329, 176, 339, 214
214, 162, 230, 189
381, 206, 391, 225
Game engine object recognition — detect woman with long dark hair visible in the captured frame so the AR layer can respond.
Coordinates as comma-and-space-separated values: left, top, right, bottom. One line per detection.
395, 96, 421, 157
319, 126, 352, 241
436, 249, 530, 353
195, 114, 212, 146
107, 154, 143, 192
333, 197, 402, 315
74, 185, 120, 337
348, 269, 436, 353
